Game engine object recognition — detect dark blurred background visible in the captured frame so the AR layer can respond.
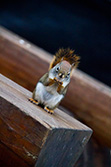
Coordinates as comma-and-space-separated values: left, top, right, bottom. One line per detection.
0, 0, 111, 86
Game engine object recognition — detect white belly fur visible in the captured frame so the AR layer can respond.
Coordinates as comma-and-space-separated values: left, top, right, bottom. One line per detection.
35, 82, 63, 109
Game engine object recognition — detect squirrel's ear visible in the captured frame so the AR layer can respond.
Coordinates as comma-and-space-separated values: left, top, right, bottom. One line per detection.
70, 63, 75, 77
49, 56, 56, 70
61, 57, 64, 61
49, 56, 63, 70
70, 63, 74, 71
71, 63, 75, 68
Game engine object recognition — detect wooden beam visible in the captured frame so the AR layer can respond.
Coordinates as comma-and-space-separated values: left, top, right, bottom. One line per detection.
0, 74, 92, 167
0, 141, 30, 167
0, 26, 110, 147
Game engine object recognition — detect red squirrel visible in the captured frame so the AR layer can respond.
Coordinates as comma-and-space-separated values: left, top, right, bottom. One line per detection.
29, 48, 80, 114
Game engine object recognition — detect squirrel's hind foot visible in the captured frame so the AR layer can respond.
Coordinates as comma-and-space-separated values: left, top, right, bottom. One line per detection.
28, 98, 39, 105
44, 106, 54, 114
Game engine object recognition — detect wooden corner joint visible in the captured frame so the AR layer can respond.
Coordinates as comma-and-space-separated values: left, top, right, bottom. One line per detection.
0, 74, 92, 167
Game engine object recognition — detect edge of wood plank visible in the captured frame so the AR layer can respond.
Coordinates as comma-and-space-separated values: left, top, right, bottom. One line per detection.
0, 74, 92, 132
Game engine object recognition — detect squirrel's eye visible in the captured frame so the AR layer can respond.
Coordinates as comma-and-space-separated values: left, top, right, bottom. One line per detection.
66, 72, 70, 78
56, 67, 59, 72
67, 72, 70, 76
67, 72, 70, 75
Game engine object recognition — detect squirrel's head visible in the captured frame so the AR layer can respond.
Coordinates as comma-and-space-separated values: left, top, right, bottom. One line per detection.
49, 48, 80, 70
49, 60, 72, 87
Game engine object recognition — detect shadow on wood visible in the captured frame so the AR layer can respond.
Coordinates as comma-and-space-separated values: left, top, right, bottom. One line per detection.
0, 74, 92, 167
75, 138, 111, 167
0, 141, 29, 167
0, 27, 110, 147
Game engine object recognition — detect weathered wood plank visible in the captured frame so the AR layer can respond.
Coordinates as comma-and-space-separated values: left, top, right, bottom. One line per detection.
0, 141, 30, 167
0, 74, 92, 167
0, 26, 110, 147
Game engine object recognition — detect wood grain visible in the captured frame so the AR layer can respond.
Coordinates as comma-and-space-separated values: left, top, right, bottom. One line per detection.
0, 141, 30, 167
0, 26, 110, 147
0, 74, 92, 167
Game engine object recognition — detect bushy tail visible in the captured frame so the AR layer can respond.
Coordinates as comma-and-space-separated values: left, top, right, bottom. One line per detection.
49, 48, 80, 70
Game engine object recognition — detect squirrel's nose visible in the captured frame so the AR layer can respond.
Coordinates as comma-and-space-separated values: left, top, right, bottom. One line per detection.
58, 73, 63, 78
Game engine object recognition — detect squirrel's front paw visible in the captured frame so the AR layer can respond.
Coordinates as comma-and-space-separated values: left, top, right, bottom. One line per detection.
44, 106, 54, 114
28, 98, 39, 105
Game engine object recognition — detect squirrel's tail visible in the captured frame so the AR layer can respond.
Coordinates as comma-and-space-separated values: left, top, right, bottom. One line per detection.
49, 48, 80, 70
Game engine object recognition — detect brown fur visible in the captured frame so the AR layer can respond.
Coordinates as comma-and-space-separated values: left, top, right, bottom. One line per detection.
49, 48, 80, 70
57, 84, 64, 94
45, 79, 55, 86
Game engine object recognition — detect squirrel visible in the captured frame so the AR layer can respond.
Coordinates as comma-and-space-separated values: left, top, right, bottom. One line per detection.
29, 48, 80, 114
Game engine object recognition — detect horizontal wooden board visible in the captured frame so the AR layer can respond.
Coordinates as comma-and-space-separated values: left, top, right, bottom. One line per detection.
0, 74, 92, 166
0, 26, 110, 147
